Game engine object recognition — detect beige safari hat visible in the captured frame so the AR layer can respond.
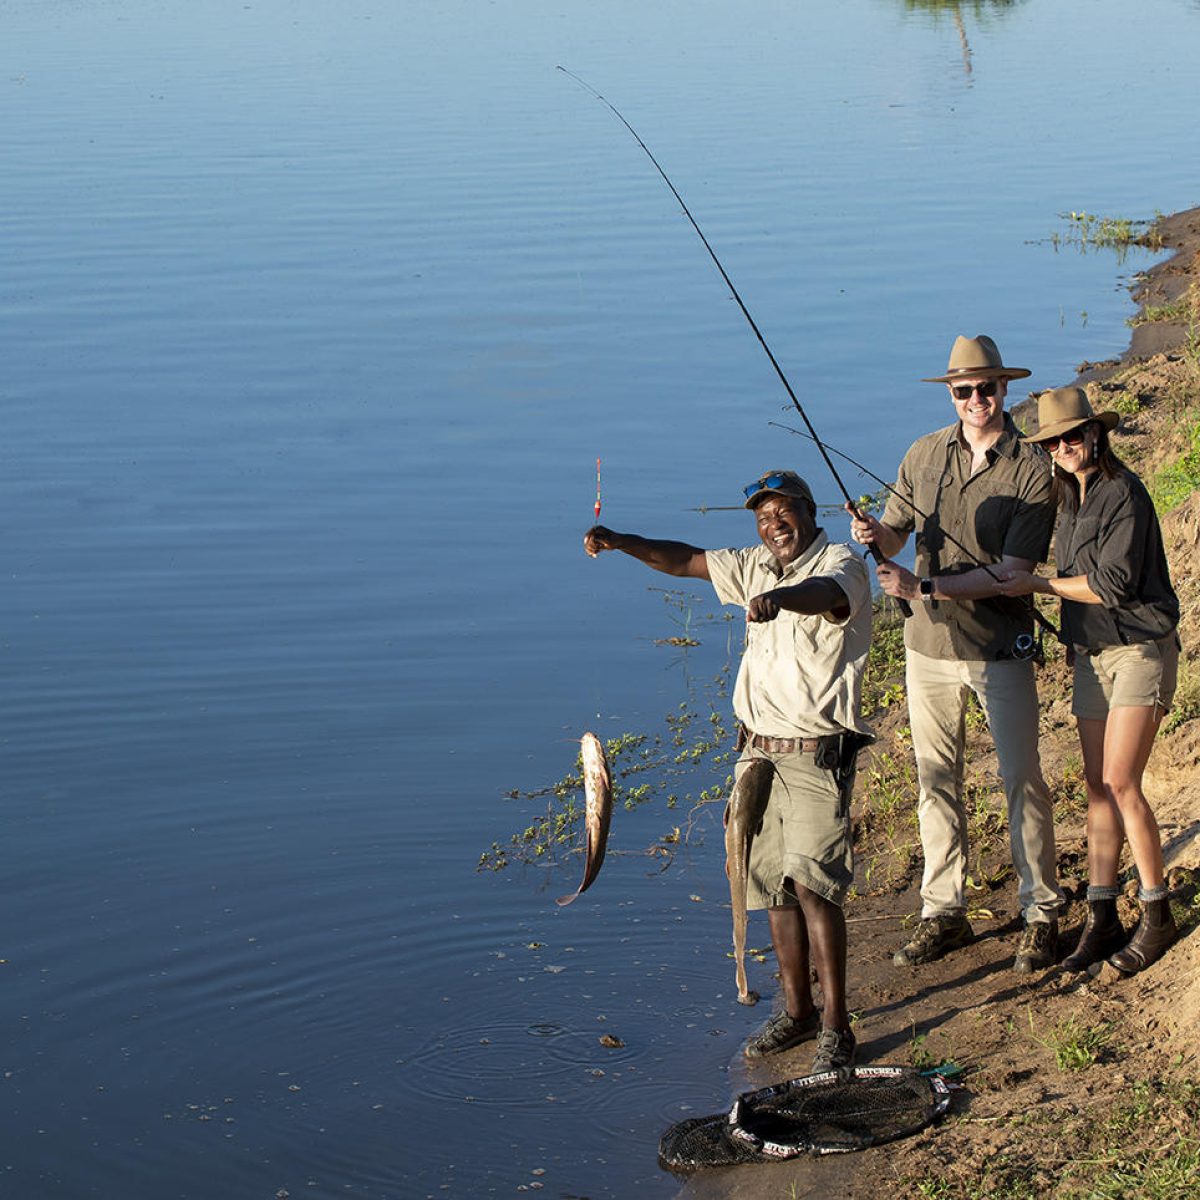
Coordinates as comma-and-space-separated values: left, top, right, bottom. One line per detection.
1021, 387, 1119, 443
923, 334, 1032, 383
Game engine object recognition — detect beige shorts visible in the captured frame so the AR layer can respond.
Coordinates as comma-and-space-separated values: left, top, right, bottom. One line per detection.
1072, 633, 1181, 720
735, 746, 854, 910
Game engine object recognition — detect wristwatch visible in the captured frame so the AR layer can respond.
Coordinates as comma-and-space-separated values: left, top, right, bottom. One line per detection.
918, 577, 935, 599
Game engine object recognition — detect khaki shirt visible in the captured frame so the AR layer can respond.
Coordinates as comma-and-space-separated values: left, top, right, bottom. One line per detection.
706, 530, 873, 738
882, 415, 1054, 661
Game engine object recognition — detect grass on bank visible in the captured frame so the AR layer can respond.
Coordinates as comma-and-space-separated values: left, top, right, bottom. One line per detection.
1147, 409, 1200, 515
907, 1070, 1200, 1199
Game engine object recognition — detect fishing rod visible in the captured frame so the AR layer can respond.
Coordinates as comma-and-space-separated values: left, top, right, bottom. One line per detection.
558, 66, 912, 619
769, 420, 1062, 647
687, 503, 852, 516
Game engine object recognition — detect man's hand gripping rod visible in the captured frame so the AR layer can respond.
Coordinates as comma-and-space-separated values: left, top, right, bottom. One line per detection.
559, 67, 912, 618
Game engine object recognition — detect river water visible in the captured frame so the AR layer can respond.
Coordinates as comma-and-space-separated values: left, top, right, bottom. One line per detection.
3, 1, 1199, 1196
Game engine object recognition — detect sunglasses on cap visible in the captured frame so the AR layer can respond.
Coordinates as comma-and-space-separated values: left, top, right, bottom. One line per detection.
743, 472, 791, 499
1042, 425, 1089, 453
950, 380, 1001, 401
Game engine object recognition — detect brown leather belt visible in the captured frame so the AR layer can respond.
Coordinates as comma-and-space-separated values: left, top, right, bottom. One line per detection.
743, 730, 821, 754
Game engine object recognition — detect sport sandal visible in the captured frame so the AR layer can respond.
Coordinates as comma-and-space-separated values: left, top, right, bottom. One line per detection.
743, 1009, 820, 1059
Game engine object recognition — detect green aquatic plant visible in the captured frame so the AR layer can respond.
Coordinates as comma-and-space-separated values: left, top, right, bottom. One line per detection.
1045, 210, 1164, 267
481, 598, 737, 871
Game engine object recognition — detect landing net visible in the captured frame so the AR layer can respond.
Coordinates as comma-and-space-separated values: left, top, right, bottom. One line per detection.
658, 1066, 951, 1172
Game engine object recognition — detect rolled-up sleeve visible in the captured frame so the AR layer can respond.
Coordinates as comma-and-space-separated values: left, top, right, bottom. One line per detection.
822, 551, 872, 625
1087, 492, 1145, 608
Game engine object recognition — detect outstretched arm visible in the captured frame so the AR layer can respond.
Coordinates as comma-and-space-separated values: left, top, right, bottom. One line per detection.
583, 525, 710, 580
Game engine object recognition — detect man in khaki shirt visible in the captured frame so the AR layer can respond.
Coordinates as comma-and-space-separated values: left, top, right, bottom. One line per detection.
586, 471, 871, 1071
850, 335, 1064, 974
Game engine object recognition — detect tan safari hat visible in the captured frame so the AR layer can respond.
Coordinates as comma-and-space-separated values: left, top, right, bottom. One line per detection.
742, 470, 815, 510
923, 334, 1032, 383
1021, 387, 1119, 444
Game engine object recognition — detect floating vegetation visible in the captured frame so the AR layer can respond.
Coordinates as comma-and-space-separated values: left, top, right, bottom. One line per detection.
478, 698, 735, 873
1043, 210, 1164, 263
480, 595, 736, 873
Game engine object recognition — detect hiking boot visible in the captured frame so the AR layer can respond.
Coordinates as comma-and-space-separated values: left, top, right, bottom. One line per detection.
1013, 919, 1058, 974
892, 914, 974, 966
810, 1027, 856, 1074
743, 1009, 820, 1059
1061, 900, 1125, 972
1108, 897, 1177, 976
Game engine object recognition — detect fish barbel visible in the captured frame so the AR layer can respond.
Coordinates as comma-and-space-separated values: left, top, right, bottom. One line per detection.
724, 757, 774, 1004
556, 733, 613, 906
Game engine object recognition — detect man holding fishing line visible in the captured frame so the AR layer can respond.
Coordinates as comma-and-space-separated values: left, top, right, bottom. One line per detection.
848, 334, 1064, 973
585, 470, 873, 1070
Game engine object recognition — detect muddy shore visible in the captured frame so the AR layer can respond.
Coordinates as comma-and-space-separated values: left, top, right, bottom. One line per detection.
676, 206, 1200, 1200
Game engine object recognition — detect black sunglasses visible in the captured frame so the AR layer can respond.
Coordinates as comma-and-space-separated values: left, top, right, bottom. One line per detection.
743, 472, 790, 499
950, 380, 1001, 401
1042, 425, 1089, 453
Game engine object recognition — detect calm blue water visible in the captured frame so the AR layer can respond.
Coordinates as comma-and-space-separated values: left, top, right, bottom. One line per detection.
3, 0, 1198, 1195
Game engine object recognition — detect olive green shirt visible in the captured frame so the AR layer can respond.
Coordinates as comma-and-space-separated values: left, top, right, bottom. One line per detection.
881, 415, 1054, 661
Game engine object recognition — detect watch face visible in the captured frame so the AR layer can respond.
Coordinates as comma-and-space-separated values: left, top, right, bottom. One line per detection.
920, 578, 934, 596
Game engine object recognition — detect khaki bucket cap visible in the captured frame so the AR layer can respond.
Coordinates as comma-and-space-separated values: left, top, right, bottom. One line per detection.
1021, 387, 1119, 444
923, 334, 1032, 383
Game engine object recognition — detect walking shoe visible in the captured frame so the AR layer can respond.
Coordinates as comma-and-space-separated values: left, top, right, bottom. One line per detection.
810, 1027, 856, 1074
1013, 919, 1058, 974
743, 1009, 820, 1059
892, 914, 974, 966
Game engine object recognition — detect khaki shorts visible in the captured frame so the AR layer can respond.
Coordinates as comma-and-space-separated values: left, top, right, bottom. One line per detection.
1072, 633, 1181, 720
735, 746, 854, 910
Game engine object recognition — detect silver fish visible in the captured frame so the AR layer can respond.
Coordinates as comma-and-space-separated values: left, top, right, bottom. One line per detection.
724, 757, 775, 1005
556, 733, 613, 906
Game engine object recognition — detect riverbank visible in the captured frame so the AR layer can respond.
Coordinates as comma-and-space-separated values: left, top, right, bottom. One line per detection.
679, 206, 1200, 1199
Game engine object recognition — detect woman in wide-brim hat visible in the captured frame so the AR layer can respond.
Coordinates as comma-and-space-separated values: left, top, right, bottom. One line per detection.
996, 387, 1181, 976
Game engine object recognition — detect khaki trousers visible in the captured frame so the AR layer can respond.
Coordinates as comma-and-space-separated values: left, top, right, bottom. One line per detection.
905, 650, 1062, 924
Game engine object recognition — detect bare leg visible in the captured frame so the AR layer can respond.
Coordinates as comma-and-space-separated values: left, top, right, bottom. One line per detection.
1076, 717, 1124, 887
766, 905, 815, 1021
1102, 705, 1166, 889
794, 885, 849, 1031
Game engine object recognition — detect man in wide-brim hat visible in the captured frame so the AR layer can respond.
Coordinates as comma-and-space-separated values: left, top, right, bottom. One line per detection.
849, 334, 1065, 974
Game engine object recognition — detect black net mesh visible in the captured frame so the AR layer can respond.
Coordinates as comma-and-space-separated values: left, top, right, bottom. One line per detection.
659, 1067, 950, 1173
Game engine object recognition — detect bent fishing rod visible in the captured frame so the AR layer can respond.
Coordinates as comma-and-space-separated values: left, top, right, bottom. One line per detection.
558, 66, 912, 619
769, 420, 1062, 646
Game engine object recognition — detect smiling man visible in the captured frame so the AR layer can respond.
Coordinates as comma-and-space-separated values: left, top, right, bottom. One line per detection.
849, 334, 1064, 974
585, 470, 873, 1071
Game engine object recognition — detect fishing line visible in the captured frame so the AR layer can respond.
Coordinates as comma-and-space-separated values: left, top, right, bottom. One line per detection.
558, 66, 912, 619
769, 421, 1062, 645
